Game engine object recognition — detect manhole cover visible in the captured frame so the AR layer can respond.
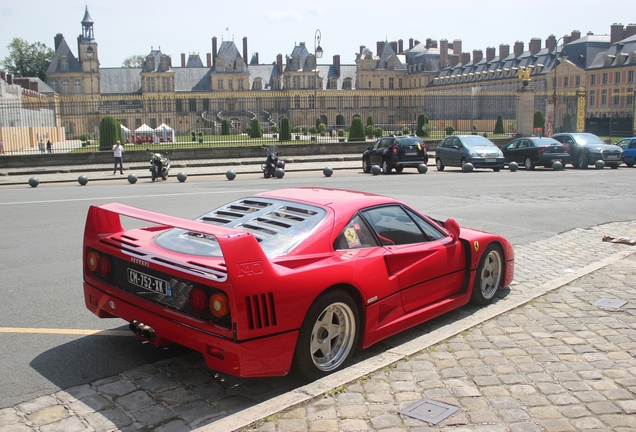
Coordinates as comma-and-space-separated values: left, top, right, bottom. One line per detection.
594, 298, 627, 309
399, 398, 459, 424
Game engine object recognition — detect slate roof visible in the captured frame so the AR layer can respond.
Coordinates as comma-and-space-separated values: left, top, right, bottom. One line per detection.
286, 43, 311, 72
186, 54, 204, 68
587, 33, 636, 69
215, 41, 242, 71
99, 68, 142, 94
46, 37, 83, 74
174, 68, 211, 92
563, 34, 611, 69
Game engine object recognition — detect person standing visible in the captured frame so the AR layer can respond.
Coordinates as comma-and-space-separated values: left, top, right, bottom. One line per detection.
112, 141, 124, 174
38, 139, 45, 153
0, 139, 4, 155
46, 140, 52, 153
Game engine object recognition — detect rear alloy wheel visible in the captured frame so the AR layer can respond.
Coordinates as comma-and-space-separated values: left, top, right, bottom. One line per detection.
394, 166, 404, 173
470, 244, 503, 305
382, 160, 392, 174
362, 158, 371, 173
293, 291, 359, 380
524, 157, 535, 170
436, 158, 445, 171
578, 153, 588, 169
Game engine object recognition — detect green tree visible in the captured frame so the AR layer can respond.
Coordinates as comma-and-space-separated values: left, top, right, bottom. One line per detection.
315, 118, 322, 129
365, 124, 375, 137
317, 123, 326, 135
122, 55, 145, 68
280, 117, 291, 141
99, 116, 119, 151
250, 118, 262, 138
402, 127, 411, 135
1, 38, 53, 81
416, 114, 429, 137
374, 127, 383, 138
445, 125, 455, 136
349, 116, 365, 141
221, 119, 230, 135
563, 114, 573, 133
533, 110, 545, 131
366, 115, 374, 127
493, 114, 505, 134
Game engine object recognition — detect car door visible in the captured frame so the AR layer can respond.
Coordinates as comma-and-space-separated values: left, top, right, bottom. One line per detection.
503, 139, 520, 163
368, 139, 385, 166
360, 205, 466, 313
555, 134, 580, 165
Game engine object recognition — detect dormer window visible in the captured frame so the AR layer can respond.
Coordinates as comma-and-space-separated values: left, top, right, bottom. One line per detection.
145, 55, 155, 71
387, 56, 396, 70
252, 78, 262, 90
215, 57, 224, 71
60, 56, 69, 72
604, 55, 615, 66
159, 55, 170, 71
306, 54, 316, 70
328, 78, 338, 89
342, 78, 352, 89
630, 52, 636, 63
236, 59, 245, 72
292, 54, 300, 70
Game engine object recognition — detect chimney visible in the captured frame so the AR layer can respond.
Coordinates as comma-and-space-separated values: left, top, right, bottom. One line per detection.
546, 35, 556, 51
473, 49, 483, 63
181, 53, 186, 68
333, 54, 340, 76
255, 53, 259, 64
414, 39, 420, 46
571, 30, 581, 41
409, 38, 414, 50
563, 35, 572, 45
452, 39, 462, 55
398, 39, 403, 53
440, 39, 448, 68
460, 52, 471, 65
390, 41, 397, 53
377, 41, 383, 55
212, 37, 218, 69
449, 54, 459, 67
626, 24, 636, 38
206, 53, 211, 67
529, 38, 541, 55
486, 46, 496, 62
499, 44, 510, 59
359, 45, 365, 55
77, 35, 81, 62
514, 41, 524, 57
430, 40, 438, 48
426, 38, 432, 48
611, 23, 624, 44
277, 54, 283, 74
587, 31, 594, 36
54, 33, 63, 51
243, 37, 248, 61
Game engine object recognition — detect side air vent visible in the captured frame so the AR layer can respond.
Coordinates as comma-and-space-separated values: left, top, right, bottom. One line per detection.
245, 293, 277, 330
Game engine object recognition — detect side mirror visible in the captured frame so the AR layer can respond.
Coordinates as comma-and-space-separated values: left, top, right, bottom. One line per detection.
444, 217, 460, 242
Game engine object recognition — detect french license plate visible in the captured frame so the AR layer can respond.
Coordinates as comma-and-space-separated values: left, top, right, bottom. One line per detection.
485, 158, 496, 163
606, 155, 619, 160
127, 268, 171, 296
404, 151, 417, 156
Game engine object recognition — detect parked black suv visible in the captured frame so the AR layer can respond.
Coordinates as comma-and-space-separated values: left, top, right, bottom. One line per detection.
362, 135, 428, 174
551, 133, 623, 169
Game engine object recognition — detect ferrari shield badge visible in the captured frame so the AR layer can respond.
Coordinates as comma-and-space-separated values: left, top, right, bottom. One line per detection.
473, 241, 479, 252
344, 228, 361, 248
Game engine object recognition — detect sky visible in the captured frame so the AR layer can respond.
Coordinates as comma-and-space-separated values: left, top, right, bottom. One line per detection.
0, 0, 633, 69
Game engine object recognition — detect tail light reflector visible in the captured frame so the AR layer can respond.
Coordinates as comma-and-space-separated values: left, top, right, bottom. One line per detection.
563, 144, 570, 152
537, 147, 545, 154
209, 293, 230, 318
392, 145, 397, 154
97, 256, 112, 277
188, 287, 208, 312
87, 251, 99, 272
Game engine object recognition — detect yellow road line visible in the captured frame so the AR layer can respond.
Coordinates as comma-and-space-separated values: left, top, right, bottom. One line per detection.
0, 327, 133, 336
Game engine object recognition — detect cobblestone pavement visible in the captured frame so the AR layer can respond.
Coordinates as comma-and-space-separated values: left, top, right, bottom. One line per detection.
1, 221, 635, 432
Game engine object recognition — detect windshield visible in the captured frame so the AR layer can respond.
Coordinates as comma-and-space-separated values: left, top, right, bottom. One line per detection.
575, 134, 605, 145
461, 136, 496, 148
396, 137, 424, 147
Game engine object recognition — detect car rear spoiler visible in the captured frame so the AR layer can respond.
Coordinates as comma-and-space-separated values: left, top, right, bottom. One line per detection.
84, 202, 275, 282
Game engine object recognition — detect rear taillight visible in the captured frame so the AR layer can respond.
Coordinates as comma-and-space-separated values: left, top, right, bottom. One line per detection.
87, 251, 99, 272
563, 144, 570, 152
537, 148, 545, 154
422, 145, 427, 152
210, 293, 230, 318
392, 145, 397, 155
97, 255, 112, 277
188, 287, 209, 312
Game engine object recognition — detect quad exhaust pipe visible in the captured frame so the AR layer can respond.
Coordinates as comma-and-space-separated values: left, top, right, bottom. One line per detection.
129, 320, 156, 341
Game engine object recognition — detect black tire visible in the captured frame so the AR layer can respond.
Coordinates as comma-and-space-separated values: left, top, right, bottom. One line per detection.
362, 158, 371, 173
436, 158, 445, 171
394, 166, 404, 173
382, 160, 392, 174
578, 153, 588, 169
460, 158, 467, 169
470, 244, 504, 305
626, 162, 635, 167
609, 163, 619, 169
161, 170, 168, 180
292, 291, 359, 380
524, 156, 535, 171
151, 168, 157, 182
492, 167, 501, 172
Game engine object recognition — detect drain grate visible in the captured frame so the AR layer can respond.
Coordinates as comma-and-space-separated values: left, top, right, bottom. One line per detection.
399, 398, 459, 424
594, 298, 627, 309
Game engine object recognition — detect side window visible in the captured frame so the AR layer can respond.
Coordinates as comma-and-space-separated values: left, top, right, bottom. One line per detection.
452, 137, 461, 148
630, 140, 636, 149
361, 206, 426, 246
404, 208, 445, 242
372, 140, 382, 151
552, 135, 563, 144
505, 141, 518, 150
616, 140, 628, 149
334, 214, 378, 250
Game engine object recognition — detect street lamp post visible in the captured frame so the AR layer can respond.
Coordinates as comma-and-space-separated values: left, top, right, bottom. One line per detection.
85, 44, 95, 140
551, 38, 567, 134
314, 29, 323, 130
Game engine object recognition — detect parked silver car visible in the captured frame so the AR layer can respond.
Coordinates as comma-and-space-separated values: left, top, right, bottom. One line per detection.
435, 135, 505, 172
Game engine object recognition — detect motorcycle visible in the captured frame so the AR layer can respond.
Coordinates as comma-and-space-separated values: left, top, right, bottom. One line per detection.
261, 145, 285, 178
147, 149, 171, 182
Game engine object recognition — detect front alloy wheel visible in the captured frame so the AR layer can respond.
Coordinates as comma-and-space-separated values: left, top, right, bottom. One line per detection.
470, 244, 503, 305
436, 158, 445, 171
382, 160, 391, 174
524, 157, 535, 170
578, 153, 588, 169
362, 158, 371, 173
293, 291, 359, 380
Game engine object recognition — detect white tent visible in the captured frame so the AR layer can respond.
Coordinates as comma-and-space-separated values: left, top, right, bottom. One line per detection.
120, 125, 131, 142
134, 124, 154, 134
154, 123, 175, 142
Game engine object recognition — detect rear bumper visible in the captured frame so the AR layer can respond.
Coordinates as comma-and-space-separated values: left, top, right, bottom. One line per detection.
84, 282, 297, 377
537, 154, 571, 165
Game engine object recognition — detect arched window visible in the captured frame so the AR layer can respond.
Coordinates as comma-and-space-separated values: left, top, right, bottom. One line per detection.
62, 79, 69, 94
74, 79, 82, 93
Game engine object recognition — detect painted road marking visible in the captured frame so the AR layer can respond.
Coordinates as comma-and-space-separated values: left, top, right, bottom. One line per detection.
0, 327, 133, 336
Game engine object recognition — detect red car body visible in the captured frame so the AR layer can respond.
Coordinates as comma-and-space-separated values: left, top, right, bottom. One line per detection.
83, 188, 514, 378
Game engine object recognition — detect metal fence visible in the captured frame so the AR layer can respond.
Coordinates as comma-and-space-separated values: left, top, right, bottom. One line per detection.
0, 91, 521, 155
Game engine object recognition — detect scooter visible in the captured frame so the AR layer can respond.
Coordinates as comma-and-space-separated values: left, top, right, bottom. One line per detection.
147, 149, 170, 181
261, 145, 285, 178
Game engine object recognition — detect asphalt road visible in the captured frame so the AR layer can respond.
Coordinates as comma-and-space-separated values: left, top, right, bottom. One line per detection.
1, 166, 634, 409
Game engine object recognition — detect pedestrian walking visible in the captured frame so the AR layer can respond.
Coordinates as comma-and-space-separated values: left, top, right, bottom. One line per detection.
46, 140, 52, 153
112, 141, 124, 174
38, 139, 45, 154
0, 139, 4, 155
